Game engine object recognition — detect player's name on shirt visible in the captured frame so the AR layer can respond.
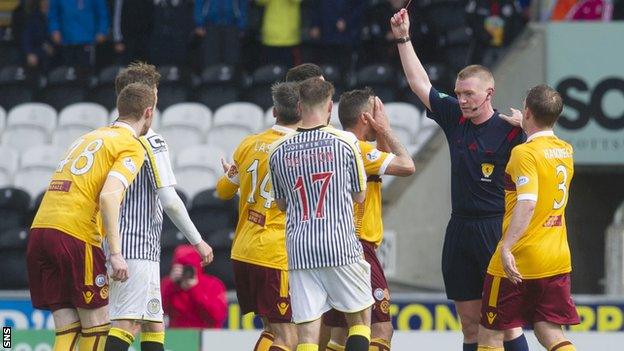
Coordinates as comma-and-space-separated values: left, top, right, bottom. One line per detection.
543, 148, 572, 159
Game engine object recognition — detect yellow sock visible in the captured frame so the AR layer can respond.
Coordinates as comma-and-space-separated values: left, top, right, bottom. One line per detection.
141, 331, 165, 343
477, 346, 504, 351
326, 340, 345, 351
348, 325, 371, 342
109, 327, 135, 345
369, 338, 390, 351
296, 344, 319, 351
79, 323, 110, 351
549, 340, 576, 351
53, 321, 81, 351
254, 331, 275, 351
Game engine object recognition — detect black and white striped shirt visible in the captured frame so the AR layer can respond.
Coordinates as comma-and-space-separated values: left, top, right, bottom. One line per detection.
269, 126, 367, 270
106, 129, 177, 261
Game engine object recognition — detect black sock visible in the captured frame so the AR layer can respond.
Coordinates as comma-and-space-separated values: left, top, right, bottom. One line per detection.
504, 334, 529, 351
463, 343, 478, 351
104, 335, 131, 351
141, 341, 165, 351
345, 335, 369, 351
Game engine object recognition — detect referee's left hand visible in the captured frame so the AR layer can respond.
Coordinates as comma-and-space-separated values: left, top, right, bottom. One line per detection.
500, 108, 523, 128
501, 247, 522, 284
194, 241, 214, 267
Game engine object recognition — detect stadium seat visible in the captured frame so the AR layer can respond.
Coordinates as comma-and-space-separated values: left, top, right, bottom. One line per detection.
384, 102, 423, 145
0, 188, 31, 233
38, 66, 88, 111
189, 189, 238, 235
320, 64, 344, 98
159, 103, 212, 152
244, 65, 287, 109
0, 105, 5, 135
88, 65, 124, 110
0, 227, 30, 289
14, 145, 65, 199
208, 102, 264, 155
109, 107, 161, 130
422, 0, 467, 33
204, 246, 235, 289
356, 64, 397, 102
443, 45, 471, 73
193, 64, 240, 110
3, 103, 57, 151
54, 103, 109, 147
0, 146, 19, 187
264, 107, 275, 129
174, 145, 225, 199
0, 65, 34, 110
156, 66, 190, 110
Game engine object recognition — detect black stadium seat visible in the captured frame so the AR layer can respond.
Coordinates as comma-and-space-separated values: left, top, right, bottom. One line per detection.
356, 64, 397, 102
0, 66, 34, 110
38, 66, 88, 110
189, 189, 238, 236
0, 227, 30, 289
320, 64, 344, 99
0, 187, 31, 233
88, 65, 123, 110
156, 66, 190, 110
204, 247, 235, 289
193, 64, 240, 110
244, 64, 286, 109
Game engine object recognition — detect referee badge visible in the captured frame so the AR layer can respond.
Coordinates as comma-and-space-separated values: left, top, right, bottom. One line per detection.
481, 163, 494, 181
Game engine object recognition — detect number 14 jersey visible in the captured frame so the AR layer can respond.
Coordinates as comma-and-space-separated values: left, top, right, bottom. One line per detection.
488, 131, 574, 279
216, 125, 294, 271
32, 123, 145, 247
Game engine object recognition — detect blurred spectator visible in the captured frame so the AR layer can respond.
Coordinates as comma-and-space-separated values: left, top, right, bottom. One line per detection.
360, 0, 404, 66
111, 0, 153, 64
256, 0, 302, 68
161, 245, 227, 329
148, 0, 194, 66
22, 0, 55, 71
48, 0, 108, 69
194, 0, 247, 68
308, 0, 365, 72
466, 0, 526, 67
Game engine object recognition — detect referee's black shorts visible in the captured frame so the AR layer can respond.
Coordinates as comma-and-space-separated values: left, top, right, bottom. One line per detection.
441, 215, 502, 301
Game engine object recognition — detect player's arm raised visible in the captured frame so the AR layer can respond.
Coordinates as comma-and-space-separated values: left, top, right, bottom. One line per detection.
366, 97, 415, 177
158, 186, 214, 266
215, 157, 240, 200
391, 8, 433, 111
99, 175, 129, 282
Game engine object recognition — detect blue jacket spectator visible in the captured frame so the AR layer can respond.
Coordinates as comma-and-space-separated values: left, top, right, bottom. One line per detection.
309, 0, 365, 45
48, 0, 108, 45
194, 0, 247, 30
23, 0, 54, 70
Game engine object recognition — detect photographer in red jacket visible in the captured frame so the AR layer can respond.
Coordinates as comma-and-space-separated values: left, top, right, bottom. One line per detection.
161, 245, 227, 328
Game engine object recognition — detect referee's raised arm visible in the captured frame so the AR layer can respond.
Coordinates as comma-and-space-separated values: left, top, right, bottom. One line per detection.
391, 8, 433, 111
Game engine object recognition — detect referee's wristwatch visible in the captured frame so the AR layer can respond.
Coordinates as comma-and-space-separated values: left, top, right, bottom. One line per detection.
396, 36, 411, 44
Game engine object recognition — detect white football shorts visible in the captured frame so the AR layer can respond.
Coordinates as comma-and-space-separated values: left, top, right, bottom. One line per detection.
289, 259, 374, 324
108, 259, 163, 322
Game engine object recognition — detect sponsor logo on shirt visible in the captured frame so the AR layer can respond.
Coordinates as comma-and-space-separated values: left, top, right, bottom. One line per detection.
48, 180, 72, 192
277, 300, 290, 316
147, 135, 168, 154
124, 157, 137, 174
100, 286, 108, 299
367, 149, 381, 162
95, 274, 107, 288
517, 176, 529, 186
487, 311, 497, 325
82, 291, 94, 304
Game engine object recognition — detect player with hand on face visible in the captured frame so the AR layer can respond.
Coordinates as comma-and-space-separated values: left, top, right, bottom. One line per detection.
27, 83, 155, 351
478, 85, 579, 351
390, 8, 527, 351
322, 88, 415, 351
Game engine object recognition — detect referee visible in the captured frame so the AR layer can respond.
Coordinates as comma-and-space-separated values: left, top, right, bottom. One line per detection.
103, 63, 214, 351
269, 78, 372, 351
391, 9, 528, 351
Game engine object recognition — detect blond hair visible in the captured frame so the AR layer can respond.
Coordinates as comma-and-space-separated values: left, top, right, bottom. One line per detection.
117, 83, 156, 121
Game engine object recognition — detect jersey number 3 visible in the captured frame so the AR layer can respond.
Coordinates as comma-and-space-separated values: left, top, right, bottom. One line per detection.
553, 165, 568, 210
56, 138, 104, 175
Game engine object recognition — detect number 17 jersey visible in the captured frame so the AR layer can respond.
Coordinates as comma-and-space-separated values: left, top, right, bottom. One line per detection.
216, 125, 294, 271
32, 124, 145, 247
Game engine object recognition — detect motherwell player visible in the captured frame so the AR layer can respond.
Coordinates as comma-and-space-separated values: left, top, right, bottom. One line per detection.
323, 89, 415, 351
216, 82, 300, 351
478, 85, 579, 351
26, 83, 154, 350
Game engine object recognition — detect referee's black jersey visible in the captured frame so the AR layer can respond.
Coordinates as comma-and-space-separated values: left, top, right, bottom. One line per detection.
427, 87, 525, 218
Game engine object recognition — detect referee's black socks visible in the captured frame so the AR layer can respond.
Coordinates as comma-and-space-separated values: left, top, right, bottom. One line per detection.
504, 334, 528, 351
345, 325, 370, 351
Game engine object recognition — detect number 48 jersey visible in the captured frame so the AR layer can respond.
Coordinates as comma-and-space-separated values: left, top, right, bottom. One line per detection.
488, 131, 574, 279
32, 123, 145, 247
216, 125, 294, 271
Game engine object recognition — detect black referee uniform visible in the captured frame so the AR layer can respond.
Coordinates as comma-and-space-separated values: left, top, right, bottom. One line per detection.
428, 87, 525, 301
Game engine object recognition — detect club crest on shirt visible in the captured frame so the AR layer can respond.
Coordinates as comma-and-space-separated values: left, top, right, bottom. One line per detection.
147, 298, 161, 314
481, 163, 494, 182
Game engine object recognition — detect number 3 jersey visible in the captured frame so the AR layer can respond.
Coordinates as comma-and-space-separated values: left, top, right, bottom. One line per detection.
32, 123, 145, 247
488, 131, 574, 279
216, 125, 294, 271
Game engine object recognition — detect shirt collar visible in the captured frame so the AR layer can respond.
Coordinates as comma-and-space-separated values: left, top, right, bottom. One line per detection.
272, 125, 295, 134
527, 130, 555, 142
113, 121, 138, 137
